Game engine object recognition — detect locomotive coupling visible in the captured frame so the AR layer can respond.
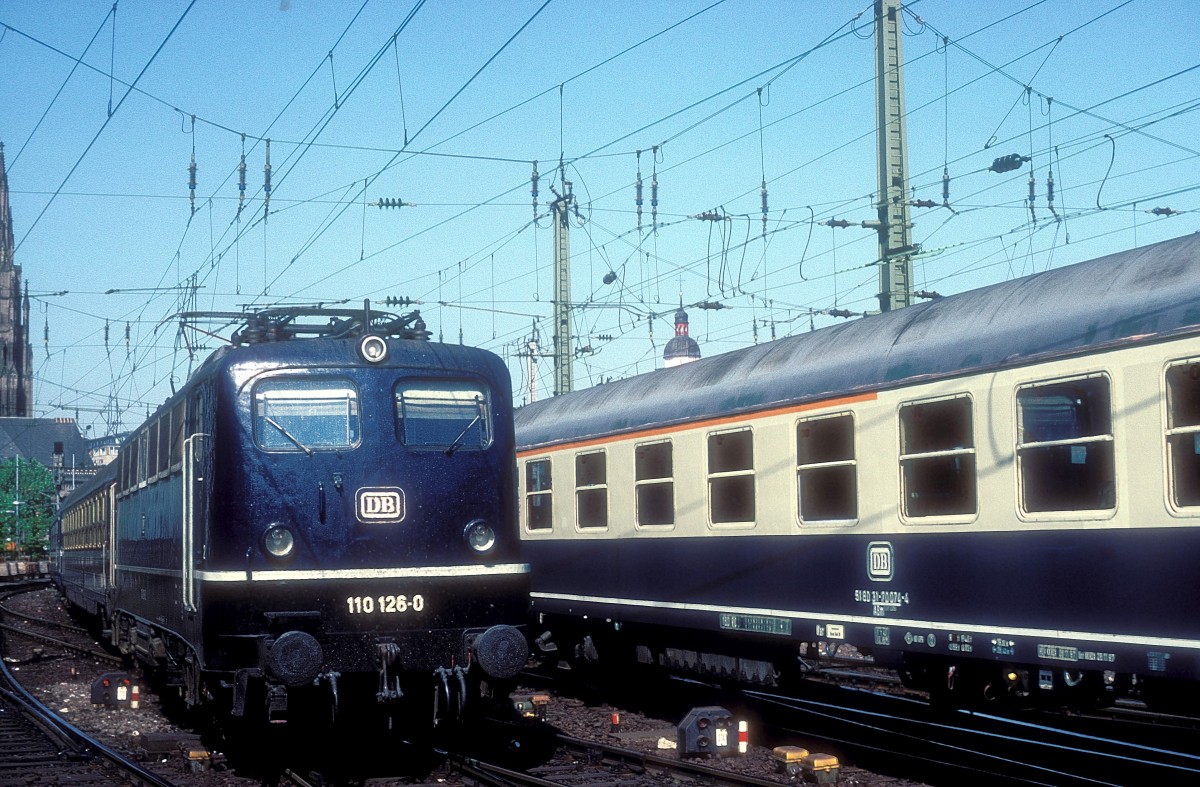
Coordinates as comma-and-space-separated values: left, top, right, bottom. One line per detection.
471, 625, 529, 679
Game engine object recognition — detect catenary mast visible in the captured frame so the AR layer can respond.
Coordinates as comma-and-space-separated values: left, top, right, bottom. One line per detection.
870, 0, 914, 312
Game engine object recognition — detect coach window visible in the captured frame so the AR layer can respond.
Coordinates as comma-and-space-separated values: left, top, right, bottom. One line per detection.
136, 431, 148, 485
117, 447, 129, 494
189, 392, 204, 436
125, 444, 134, 492
575, 450, 608, 529
1166, 360, 1200, 508
1017, 375, 1115, 513
709, 428, 755, 525
396, 382, 490, 450
146, 421, 159, 482
157, 414, 171, 475
900, 396, 977, 518
635, 440, 674, 527
170, 401, 186, 469
797, 412, 858, 524
526, 459, 553, 531
255, 378, 361, 452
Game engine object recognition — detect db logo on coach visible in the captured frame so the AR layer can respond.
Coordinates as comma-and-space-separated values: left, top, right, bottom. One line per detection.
867, 541, 894, 581
356, 487, 406, 523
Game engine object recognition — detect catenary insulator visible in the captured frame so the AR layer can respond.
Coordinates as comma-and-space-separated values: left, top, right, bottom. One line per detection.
989, 153, 1029, 173
761, 180, 768, 237
531, 161, 539, 218
238, 154, 247, 210
188, 152, 197, 215
263, 139, 272, 221
1028, 171, 1037, 225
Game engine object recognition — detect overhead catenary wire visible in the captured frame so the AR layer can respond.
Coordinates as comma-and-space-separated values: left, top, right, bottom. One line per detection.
7, 3, 116, 170
12, 0, 199, 254
12, 1, 1199, 427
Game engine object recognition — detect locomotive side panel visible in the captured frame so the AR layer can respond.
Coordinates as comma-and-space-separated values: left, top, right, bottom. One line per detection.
109, 379, 211, 664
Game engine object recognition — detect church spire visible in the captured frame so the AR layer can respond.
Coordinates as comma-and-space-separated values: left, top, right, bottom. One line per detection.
0, 143, 14, 270
0, 141, 33, 415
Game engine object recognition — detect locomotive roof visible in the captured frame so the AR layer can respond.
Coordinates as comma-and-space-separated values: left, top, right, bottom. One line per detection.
194, 334, 509, 379
515, 231, 1200, 450
126, 337, 512, 448
160, 333, 509, 411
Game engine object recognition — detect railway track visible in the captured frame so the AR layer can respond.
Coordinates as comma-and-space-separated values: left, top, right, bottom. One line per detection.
0, 621, 123, 664
36, 580, 1187, 786
0, 628, 180, 786
528, 658, 1200, 787
9, 586, 802, 787
746, 684, 1200, 786
275, 733, 806, 787
0, 584, 121, 665
530, 734, 803, 786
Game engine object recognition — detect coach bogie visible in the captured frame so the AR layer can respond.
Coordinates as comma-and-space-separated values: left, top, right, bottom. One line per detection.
1139, 676, 1200, 715
898, 655, 1121, 710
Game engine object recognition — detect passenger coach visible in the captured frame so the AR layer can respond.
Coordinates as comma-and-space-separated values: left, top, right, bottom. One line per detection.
515, 232, 1200, 711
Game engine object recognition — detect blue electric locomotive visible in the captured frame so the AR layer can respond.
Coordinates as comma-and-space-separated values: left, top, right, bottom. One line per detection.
52, 305, 529, 728
515, 232, 1200, 713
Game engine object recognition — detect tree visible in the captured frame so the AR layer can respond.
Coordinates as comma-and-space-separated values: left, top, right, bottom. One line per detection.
0, 458, 58, 560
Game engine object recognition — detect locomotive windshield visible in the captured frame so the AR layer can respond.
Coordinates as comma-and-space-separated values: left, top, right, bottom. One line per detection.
254, 378, 361, 452
396, 382, 490, 450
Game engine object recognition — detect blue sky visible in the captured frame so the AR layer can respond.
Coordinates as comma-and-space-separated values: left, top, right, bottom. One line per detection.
1, 0, 1197, 437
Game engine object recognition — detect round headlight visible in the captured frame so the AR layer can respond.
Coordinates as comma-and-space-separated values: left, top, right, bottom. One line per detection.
263, 524, 295, 558
359, 334, 389, 363
464, 519, 496, 553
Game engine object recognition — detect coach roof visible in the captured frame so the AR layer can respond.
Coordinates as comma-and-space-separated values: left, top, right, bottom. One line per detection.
515, 232, 1200, 450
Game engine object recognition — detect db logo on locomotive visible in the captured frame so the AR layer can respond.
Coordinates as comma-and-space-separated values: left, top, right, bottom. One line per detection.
356, 487, 406, 523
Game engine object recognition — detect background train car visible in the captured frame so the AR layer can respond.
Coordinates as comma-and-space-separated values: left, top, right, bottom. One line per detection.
51, 306, 530, 730
50, 462, 116, 613
515, 232, 1200, 712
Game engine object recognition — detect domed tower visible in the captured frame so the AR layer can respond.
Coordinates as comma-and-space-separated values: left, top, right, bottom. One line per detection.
663, 303, 701, 368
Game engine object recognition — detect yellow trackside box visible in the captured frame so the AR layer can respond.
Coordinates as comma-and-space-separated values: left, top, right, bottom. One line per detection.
772, 746, 810, 777
802, 752, 840, 784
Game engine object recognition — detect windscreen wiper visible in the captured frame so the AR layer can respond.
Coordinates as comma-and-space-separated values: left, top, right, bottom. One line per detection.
264, 416, 314, 457
444, 414, 482, 457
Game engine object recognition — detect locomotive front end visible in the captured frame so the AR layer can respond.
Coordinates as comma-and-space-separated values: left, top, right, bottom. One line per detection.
189, 311, 528, 728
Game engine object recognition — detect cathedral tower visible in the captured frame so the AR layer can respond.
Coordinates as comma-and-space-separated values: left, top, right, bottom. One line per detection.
0, 144, 35, 416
